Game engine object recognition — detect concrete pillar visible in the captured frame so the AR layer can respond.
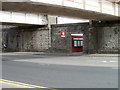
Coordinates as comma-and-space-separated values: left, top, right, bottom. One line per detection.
118, 24, 120, 54
0, 29, 1, 88
118, 5, 120, 54
86, 20, 98, 54
47, 15, 57, 48
0, 2, 2, 53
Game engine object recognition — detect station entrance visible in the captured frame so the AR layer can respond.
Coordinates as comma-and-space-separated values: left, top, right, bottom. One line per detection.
71, 34, 83, 52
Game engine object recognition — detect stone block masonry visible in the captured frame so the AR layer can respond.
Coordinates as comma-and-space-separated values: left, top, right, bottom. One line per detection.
2, 25, 50, 52
1, 21, 120, 54
96, 25, 119, 54
51, 23, 89, 53
51, 22, 120, 54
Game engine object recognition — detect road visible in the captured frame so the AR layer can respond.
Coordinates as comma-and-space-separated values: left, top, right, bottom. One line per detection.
2, 53, 118, 88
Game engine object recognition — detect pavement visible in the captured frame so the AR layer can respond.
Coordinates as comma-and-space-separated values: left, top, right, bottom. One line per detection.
2, 52, 118, 88
1, 52, 119, 57
2, 52, 118, 68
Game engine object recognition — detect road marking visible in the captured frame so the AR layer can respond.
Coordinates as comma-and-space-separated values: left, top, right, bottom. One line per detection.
86, 55, 118, 57
2, 81, 33, 88
110, 61, 117, 62
101, 60, 118, 63
0, 79, 47, 88
102, 61, 107, 63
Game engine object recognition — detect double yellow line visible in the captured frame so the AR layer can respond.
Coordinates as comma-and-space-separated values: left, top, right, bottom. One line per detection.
0, 79, 47, 88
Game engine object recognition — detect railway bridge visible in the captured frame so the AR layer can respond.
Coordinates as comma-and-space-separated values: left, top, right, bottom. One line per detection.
0, 0, 120, 53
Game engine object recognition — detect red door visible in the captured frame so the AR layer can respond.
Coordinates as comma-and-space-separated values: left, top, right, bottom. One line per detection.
71, 34, 83, 52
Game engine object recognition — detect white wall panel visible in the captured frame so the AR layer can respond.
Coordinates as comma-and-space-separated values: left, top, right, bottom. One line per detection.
51, 0, 62, 5
74, 0, 84, 9
63, 0, 84, 9
57, 16, 89, 24
38, 14, 48, 24
0, 11, 11, 22
0, 11, 47, 25
115, 4, 119, 16
0, 11, 5, 22
102, 0, 114, 15
26, 13, 39, 24
31, 0, 62, 5
64, 0, 76, 8
37, 0, 54, 4
12, 12, 26, 23
85, 0, 100, 12
38, 14, 43, 24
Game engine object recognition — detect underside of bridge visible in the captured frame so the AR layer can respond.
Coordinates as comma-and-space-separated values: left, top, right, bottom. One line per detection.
2, 2, 120, 21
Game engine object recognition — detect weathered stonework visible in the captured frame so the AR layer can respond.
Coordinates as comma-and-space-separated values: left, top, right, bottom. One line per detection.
51, 23, 89, 53
51, 22, 120, 54
96, 26, 119, 53
2, 21, 120, 54
2, 25, 50, 52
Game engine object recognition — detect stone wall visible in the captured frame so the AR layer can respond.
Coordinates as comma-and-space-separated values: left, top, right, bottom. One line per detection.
96, 25, 119, 53
51, 23, 89, 53
32, 29, 49, 52
2, 21, 120, 54
2, 25, 50, 52
2, 26, 20, 52
51, 22, 119, 54
85, 22, 120, 54
84, 26, 97, 54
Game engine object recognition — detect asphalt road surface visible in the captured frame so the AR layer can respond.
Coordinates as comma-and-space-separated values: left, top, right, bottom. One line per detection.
2, 54, 118, 88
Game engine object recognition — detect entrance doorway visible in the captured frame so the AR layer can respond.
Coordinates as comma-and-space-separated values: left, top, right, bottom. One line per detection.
71, 34, 83, 52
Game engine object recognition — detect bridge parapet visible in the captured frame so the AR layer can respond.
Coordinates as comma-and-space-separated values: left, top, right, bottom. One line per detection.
30, 0, 119, 16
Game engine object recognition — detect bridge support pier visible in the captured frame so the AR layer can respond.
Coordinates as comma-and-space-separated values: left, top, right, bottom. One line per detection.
1, 20, 120, 54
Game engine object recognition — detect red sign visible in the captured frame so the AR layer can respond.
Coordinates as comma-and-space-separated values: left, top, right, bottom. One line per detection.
60, 31, 66, 37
